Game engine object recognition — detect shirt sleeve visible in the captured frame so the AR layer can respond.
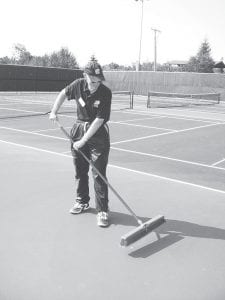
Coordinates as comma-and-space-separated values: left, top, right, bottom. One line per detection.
64, 79, 81, 100
96, 89, 112, 122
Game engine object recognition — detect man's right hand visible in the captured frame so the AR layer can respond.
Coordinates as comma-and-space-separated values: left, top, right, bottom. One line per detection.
49, 111, 58, 122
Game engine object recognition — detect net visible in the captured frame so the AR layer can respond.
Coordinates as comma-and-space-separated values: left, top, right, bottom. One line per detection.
111, 91, 133, 110
0, 90, 133, 120
147, 91, 220, 108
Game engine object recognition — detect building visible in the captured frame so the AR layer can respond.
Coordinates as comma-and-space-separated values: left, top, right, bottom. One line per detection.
213, 61, 225, 73
166, 60, 188, 71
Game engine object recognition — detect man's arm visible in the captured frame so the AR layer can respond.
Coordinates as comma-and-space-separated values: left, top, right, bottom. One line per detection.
73, 117, 105, 149
49, 89, 67, 121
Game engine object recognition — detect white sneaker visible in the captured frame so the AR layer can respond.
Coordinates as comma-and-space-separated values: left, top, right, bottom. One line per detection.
97, 212, 109, 227
69, 201, 89, 214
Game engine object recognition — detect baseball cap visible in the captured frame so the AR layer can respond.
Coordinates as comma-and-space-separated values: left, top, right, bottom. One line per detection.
84, 61, 105, 81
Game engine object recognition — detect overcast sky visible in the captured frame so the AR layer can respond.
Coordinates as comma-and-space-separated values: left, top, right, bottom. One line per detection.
1, 0, 225, 67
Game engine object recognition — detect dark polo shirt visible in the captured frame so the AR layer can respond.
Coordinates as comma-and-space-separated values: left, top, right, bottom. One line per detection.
65, 78, 112, 123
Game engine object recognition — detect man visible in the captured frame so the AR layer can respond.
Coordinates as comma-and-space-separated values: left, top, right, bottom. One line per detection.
49, 60, 112, 227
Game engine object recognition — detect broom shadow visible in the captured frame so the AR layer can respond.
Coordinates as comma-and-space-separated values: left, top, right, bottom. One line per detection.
129, 218, 225, 258
86, 209, 225, 258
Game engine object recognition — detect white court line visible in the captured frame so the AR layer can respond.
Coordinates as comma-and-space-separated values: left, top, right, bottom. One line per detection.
110, 116, 166, 123
111, 146, 225, 171
1, 97, 54, 104
32, 117, 166, 133
2, 124, 223, 172
99, 109, 221, 124
27, 110, 218, 134
32, 126, 71, 133
0, 126, 67, 141
0, 124, 168, 145
0, 139, 70, 158
0, 107, 46, 114
161, 106, 225, 115
212, 158, 225, 166
111, 121, 224, 145
0, 138, 225, 195
110, 121, 177, 132
1, 121, 223, 148
131, 108, 225, 123
0, 103, 17, 106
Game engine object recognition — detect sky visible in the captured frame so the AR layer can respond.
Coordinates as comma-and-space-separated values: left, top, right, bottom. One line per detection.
1, 0, 225, 67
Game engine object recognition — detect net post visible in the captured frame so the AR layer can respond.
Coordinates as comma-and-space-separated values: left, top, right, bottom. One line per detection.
217, 93, 221, 104
147, 92, 151, 108
131, 91, 134, 109
129, 91, 131, 109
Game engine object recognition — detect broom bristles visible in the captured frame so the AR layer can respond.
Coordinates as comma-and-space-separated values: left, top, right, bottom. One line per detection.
120, 215, 165, 247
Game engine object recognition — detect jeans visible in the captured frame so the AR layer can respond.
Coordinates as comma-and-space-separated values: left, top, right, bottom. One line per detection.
70, 122, 110, 212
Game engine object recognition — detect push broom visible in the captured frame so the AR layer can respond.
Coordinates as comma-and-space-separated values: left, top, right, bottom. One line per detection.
55, 120, 165, 247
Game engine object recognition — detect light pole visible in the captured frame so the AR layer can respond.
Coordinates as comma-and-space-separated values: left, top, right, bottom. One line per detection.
151, 27, 161, 71
135, 0, 149, 71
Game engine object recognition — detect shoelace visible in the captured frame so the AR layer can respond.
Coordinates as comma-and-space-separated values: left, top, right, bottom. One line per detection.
99, 212, 108, 220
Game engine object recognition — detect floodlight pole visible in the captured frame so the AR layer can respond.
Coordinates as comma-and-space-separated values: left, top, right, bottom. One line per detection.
151, 27, 161, 71
138, 0, 144, 71
135, 0, 149, 71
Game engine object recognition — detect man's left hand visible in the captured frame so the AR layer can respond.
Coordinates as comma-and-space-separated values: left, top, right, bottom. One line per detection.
73, 139, 86, 150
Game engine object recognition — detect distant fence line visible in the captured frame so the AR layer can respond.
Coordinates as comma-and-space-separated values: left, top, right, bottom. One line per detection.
0, 64, 83, 91
0, 65, 225, 101
104, 71, 225, 101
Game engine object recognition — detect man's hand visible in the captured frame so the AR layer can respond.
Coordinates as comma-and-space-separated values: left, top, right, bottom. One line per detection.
49, 111, 58, 122
73, 138, 87, 151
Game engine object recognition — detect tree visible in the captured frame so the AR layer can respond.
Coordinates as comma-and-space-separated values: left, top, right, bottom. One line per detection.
0, 44, 79, 69
49, 47, 79, 69
187, 39, 215, 73
30, 54, 50, 67
196, 39, 215, 72
12, 43, 32, 65
0, 56, 15, 64
187, 56, 199, 72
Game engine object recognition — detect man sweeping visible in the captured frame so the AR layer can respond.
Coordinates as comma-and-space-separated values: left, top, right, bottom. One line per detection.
49, 60, 112, 227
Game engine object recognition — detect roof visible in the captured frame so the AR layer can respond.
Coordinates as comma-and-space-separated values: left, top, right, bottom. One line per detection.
167, 60, 188, 66
214, 61, 225, 68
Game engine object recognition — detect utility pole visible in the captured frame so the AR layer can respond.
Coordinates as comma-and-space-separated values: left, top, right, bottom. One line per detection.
135, 0, 150, 71
151, 27, 161, 71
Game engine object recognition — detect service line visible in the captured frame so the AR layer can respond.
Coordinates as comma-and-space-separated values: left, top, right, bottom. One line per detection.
111, 146, 225, 171
0, 138, 225, 195
111, 121, 224, 145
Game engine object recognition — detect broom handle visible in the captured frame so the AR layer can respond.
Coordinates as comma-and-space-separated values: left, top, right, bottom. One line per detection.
55, 120, 142, 225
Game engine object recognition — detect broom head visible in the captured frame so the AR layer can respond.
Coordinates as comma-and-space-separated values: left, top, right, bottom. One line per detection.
120, 215, 165, 247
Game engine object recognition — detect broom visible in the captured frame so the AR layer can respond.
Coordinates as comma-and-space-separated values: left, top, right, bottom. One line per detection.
55, 120, 165, 247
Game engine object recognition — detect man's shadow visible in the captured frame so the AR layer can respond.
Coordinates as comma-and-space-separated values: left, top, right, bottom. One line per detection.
91, 209, 225, 258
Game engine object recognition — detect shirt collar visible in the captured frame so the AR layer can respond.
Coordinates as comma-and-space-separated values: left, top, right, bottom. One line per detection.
83, 79, 102, 96
83, 80, 89, 92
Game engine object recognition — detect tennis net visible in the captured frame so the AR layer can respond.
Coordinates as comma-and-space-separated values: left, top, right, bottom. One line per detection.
147, 91, 220, 108
0, 90, 133, 120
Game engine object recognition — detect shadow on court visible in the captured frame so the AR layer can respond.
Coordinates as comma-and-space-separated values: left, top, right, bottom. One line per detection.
128, 219, 225, 258
85, 208, 225, 258
84, 208, 150, 226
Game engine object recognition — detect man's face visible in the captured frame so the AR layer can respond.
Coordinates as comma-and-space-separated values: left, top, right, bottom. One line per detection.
84, 73, 101, 93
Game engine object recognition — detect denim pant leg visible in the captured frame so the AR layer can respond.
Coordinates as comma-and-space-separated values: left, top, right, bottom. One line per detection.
70, 122, 90, 204
71, 145, 90, 203
91, 150, 109, 212
89, 130, 110, 212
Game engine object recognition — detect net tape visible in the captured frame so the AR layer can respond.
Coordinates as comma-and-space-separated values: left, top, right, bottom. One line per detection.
0, 91, 133, 120
147, 91, 220, 108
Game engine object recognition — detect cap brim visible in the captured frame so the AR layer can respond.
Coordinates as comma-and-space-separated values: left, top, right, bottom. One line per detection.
84, 70, 105, 81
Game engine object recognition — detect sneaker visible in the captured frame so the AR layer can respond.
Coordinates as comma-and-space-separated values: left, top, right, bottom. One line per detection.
97, 211, 109, 227
69, 201, 89, 214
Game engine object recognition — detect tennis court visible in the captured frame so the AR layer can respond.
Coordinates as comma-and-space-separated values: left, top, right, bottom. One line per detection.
0, 92, 225, 300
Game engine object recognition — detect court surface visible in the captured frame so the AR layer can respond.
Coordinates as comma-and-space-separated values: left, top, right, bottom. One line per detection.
0, 97, 225, 300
